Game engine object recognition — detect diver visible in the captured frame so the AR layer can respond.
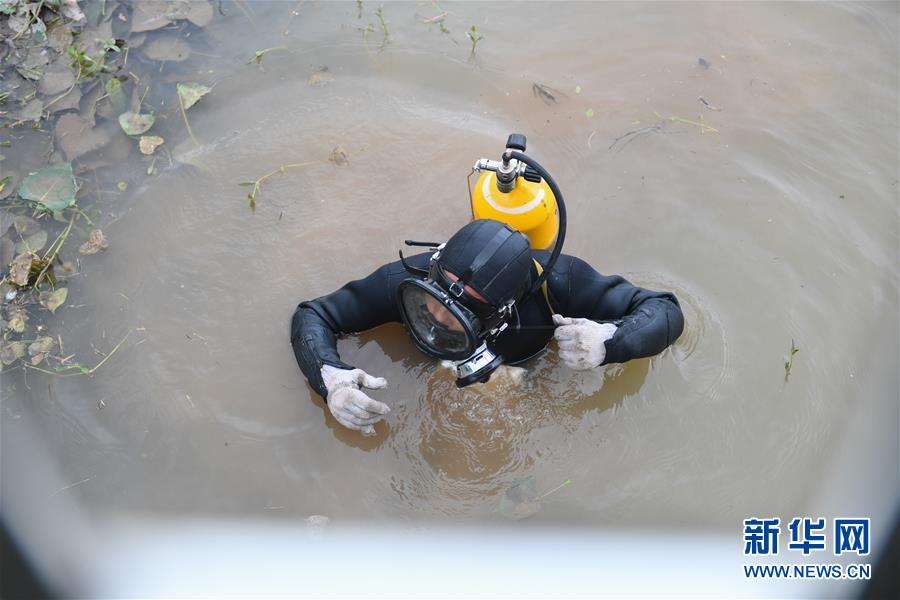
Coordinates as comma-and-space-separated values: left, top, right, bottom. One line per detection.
291, 134, 684, 435
290, 217, 684, 435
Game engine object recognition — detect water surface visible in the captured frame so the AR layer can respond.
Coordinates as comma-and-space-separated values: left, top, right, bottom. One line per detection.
3, 1, 898, 531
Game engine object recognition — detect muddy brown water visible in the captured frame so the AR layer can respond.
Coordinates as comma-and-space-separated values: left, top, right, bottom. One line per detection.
3, 1, 898, 530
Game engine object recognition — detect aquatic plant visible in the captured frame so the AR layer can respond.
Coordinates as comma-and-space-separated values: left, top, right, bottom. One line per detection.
784, 339, 799, 380
375, 4, 391, 48
240, 162, 318, 210
467, 25, 483, 58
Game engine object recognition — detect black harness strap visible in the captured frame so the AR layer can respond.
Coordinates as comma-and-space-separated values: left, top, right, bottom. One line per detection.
457, 227, 513, 286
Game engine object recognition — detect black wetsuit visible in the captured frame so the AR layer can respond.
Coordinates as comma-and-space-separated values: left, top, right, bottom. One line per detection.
291, 251, 684, 399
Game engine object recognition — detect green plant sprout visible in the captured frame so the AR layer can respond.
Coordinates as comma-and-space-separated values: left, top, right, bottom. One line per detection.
239, 161, 317, 210
375, 4, 391, 48
247, 47, 287, 65
95, 37, 121, 54
25, 329, 133, 377
467, 25, 483, 58
653, 111, 719, 134
784, 339, 799, 380
358, 20, 375, 45
66, 44, 107, 78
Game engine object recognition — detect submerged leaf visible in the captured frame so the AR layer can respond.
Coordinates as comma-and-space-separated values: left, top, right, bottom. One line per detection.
59, 0, 86, 22
1, 341, 27, 365
18, 163, 77, 213
130, 1, 173, 32
176, 82, 211, 110
307, 67, 334, 87
8, 315, 26, 333
118, 112, 155, 135
498, 476, 540, 520
47, 19, 74, 51
165, 0, 213, 26
141, 34, 191, 62
17, 99, 44, 123
105, 78, 128, 113
6, 306, 28, 333
497, 476, 572, 520
28, 336, 55, 356
16, 65, 44, 81
38, 62, 76, 96
14, 230, 48, 254
139, 135, 164, 155
13, 216, 40, 236
39, 287, 68, 313
55, 113, 113, 161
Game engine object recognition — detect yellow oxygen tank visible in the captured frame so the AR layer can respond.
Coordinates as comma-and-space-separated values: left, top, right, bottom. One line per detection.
469, 134, 559, 250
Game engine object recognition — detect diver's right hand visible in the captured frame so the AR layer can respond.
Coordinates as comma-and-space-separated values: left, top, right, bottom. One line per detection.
321, 365, 390, 436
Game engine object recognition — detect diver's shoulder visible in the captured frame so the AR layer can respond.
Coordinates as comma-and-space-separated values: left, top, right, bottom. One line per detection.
530, 250, 581, 274
386, 251, 431, 276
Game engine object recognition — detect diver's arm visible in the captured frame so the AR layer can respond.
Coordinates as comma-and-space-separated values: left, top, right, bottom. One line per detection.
290, 263, 400, 398
546, 255, 684, 364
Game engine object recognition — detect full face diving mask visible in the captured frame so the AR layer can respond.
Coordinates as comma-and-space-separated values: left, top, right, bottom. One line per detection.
397, 221, 532, 387
396, 135, 569, 388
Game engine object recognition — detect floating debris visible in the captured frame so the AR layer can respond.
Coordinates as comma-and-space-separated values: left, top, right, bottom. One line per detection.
609, 123, 664, 154
241, 161, 317, 210
307, 66, 334, 87
79, 228, 108, 255
532, 82, 561, 105
698, 96, 723, 111
329, 146, 350, 166
654, 111, 718, 134
138, 135, 164, 155
497, 477, 572, 520
177, 82, 211, 147
784, 339, 799, 380
247, 47, 288, 65
698, 57, 711, 69
9, 252, 33, 287
176, 82, 211, 110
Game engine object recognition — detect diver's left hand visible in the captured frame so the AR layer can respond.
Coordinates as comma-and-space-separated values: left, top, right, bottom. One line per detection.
552, 314, 618, 370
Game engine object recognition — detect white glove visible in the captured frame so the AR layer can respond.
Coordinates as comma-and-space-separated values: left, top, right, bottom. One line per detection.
321, 365, 390, 436
552, 314, 618, 370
